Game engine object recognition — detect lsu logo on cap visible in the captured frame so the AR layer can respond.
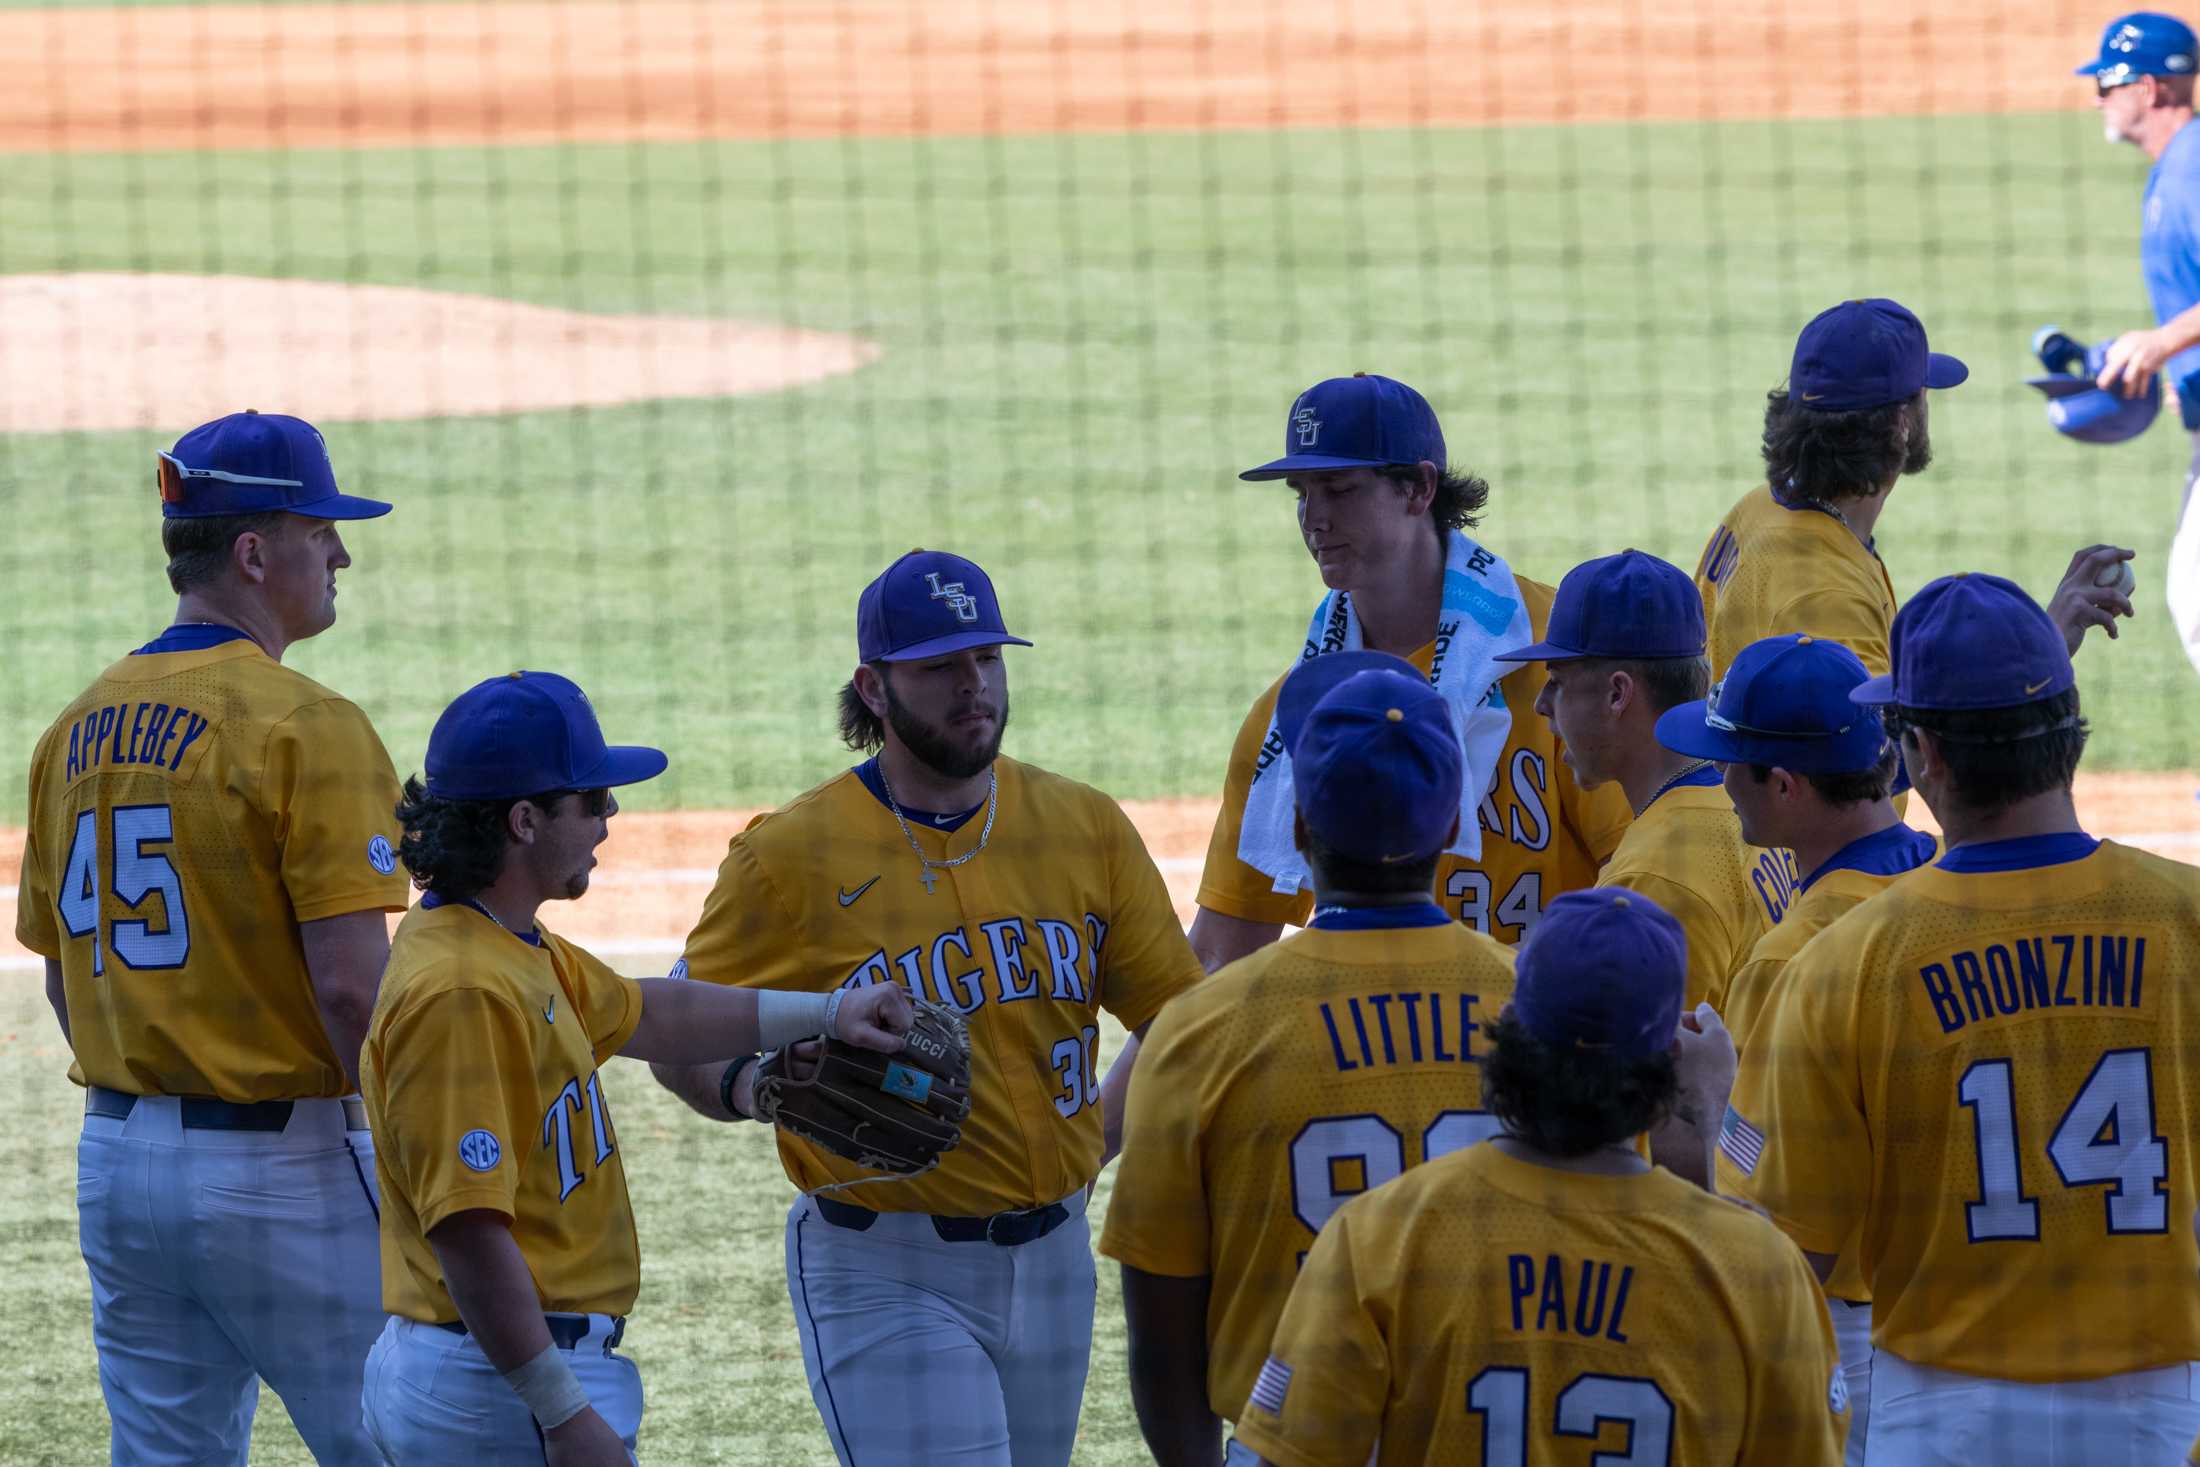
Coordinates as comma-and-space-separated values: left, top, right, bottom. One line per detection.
924, 572, 979, 624
367, 834, 397, 875
457, 1128, 503, 1172
1292, 401, 1320, 447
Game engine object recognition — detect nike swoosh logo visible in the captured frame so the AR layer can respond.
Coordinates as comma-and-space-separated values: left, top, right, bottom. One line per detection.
2024, 678, 2052, 695
543, 995, 555, 1024
838, 876, 882, 908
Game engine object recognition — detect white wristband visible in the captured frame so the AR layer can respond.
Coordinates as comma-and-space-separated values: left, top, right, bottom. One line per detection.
755, 988, 834, 1051
502, 1342, 591, 1429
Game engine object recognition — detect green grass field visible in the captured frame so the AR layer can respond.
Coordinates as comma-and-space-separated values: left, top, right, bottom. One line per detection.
5, 90, 2200, 1465
2, 109, 2196, 829
0, 976, 1142, 1465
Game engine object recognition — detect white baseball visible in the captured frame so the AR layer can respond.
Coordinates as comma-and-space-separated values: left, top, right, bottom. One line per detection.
2094, 558, 2137, 598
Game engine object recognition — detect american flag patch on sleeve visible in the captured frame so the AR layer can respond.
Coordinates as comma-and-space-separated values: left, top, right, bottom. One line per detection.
1719, 1104, 1766, 1176
1249, 1356, 1293, 1416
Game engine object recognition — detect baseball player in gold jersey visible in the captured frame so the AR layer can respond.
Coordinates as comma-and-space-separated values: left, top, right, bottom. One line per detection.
1696, 298, 2132, 680
1656, 632, 1936, 1466
1494, 550, 1790, 1019
16, 411, 405, 1465
1236, 887, 1847, 1467
1102, 650, 1519, 1466
1726, 574, 2200, 1463
649, 550, 1205, 1467
360, 671, 912, 1467
1195, 374, 1630, 969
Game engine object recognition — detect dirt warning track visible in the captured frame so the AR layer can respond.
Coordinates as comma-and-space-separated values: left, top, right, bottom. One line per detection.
0, 0, 2093, 156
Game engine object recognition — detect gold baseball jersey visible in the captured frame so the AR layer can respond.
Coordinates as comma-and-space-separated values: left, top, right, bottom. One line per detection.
1201, 577, 1633, 946
1726, 836, 2200, 1381
1719, 824, 1938, 1055
680, 755, 1204, 1216
363, 898, 646, 1322
15, 628, 409, 1100
1695, 484, 1898, 678
1234, 1143, 1847, 1467
1098, 910, 1517, 1425
1715, 823, 1937, 1306
1596, 772, 1792, 1010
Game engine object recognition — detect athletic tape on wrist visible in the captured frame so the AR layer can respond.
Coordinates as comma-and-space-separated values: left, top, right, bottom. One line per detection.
719, 1053, 761, 1120
754, 988, 833, 1051
502, 1341, 592, 1429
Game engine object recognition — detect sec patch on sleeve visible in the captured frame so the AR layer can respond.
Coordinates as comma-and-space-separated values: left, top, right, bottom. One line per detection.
367, 834, 397, 875
457, 1129, 503, 1172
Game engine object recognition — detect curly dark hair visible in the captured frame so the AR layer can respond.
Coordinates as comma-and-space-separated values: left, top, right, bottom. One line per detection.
1760, 386, 1929, 508
1889, 689, 2087, 813
1376, 464, 1489, 536
839, 664, 886, 753
1740, 742, 1900, 808
161, 510, 288, 594
1483, 1011, 1679, 1157
392, 776, 571, 900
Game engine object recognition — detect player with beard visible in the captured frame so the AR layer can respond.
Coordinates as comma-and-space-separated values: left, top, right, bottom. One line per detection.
651, 549, 1205, 1467
1695, 298, 2130, 680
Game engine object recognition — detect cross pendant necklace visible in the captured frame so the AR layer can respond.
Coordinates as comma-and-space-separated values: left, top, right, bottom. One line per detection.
919, 867, 939, 895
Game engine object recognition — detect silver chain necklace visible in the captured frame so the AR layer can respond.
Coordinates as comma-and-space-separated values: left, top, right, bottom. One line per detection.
879, 766, 998, 895
1638, 759, 1716, 816
460, 896, 537, 942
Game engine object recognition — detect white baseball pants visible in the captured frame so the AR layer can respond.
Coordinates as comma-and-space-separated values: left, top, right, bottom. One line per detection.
785, 1188, 1096, 1467
1864, 1351, 2200, 1465
76, 1093, 384, 1466
360, 1314, 642, 1465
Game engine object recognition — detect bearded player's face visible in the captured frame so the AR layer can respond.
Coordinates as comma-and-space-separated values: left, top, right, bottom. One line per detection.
882, 649, 1010, 781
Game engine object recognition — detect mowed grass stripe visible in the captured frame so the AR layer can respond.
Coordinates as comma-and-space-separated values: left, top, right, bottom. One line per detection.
0, 112, 2189, 832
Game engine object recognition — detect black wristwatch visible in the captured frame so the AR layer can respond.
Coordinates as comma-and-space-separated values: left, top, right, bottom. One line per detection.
719, 1053, 764, 1120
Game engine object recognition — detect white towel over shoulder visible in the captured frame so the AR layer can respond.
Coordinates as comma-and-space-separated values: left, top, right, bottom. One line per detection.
1236, 529, 1532, 895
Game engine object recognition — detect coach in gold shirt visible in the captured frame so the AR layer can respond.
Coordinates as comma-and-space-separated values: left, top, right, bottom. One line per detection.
361, 671, 911, 1465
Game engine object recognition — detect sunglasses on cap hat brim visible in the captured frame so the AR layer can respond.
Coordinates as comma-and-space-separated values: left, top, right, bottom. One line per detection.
1702, 680, 1856, 739
156, 450, 305, 504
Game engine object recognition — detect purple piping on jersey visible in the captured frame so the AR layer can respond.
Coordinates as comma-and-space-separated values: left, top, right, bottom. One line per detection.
1798, 822, 1938, 893
850, 758, 984, 834
1935, 832, 2100, 873
794, 1213, 857, 1466
132, 623, 254, 656
1308, 901, 1453, 931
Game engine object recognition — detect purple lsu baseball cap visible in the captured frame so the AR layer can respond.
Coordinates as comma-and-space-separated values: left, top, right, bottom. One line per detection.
1239, 373, 1446, 481
1279, 652, 1464, 865
425, 671, 668, 801
1493, 549, 1705, 664
158, 410, 393, 521
857, 550, 1033, 663
1851, 574, 2075, 712
1513, 888, 1686, 1060
1790, 299, 1968, 414
1656, 634, 1890, 774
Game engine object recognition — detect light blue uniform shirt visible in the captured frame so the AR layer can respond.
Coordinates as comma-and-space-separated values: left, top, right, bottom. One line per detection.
2142, 118, 2200, 427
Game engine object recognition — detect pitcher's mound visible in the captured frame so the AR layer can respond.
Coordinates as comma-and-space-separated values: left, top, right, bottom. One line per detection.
0, 273, 880, 433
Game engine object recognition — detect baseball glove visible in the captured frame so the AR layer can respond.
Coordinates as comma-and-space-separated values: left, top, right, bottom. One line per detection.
752, 994, 973, 1182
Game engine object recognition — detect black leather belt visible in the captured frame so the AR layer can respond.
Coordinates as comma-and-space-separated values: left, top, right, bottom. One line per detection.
87, 1086, 368, 1132
435, 1315, 625, 1351
814, 1194, 1072, 1247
